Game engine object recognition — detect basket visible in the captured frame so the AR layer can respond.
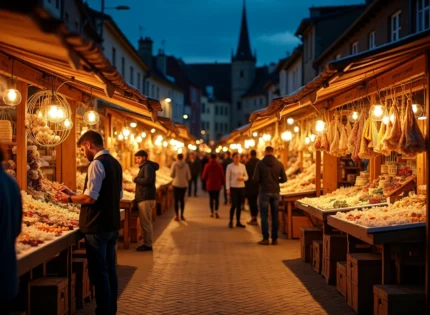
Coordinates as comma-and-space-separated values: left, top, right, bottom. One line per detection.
0, 120, 13, 142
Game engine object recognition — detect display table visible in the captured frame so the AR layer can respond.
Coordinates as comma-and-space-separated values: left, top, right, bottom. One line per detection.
328, 215, 426, 284
120, 199, 133, 249
281, 190, 321, 239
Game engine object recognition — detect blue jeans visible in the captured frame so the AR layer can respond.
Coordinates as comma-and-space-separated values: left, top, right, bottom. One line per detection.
259, 193, 280, 240
85, 231, 119, 315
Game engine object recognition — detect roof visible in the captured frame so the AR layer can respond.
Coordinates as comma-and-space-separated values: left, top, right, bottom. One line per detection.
242, 66, 269, 98
150, 56, 183, 93
0, 3, 162, 118
315, 0, 386, 65
282, 45, 303, 71
250, 29, 430, 123
188, 63, 232, 102
263, 70, 280, 91
233, 1, 255, 62
275, 57, 289, 72
295, 4, 366, 36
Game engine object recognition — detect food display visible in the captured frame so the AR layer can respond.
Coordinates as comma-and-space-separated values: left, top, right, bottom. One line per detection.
280, 163, 320, 194
334, 194, 426, 228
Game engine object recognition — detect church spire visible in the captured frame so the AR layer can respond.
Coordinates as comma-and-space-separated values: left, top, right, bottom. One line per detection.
233, 0, 255, 62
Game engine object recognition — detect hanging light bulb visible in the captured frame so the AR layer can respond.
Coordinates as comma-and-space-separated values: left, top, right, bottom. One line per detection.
122, 127, 131, 137
294, 126, 299, 133
287, 118, 294, 125
348, 111, 360, 123
310, 134, 316, 142
151, 128, 156, 133
314, 120, 326, 134
137, 136, 143, 143
262, 134, 271, 141
62, 118, 73, 130
305, 137, 310, 144
141, 132, 147, 138
163, 141, 168, 147
412, 103, 424, 118
83, 110, 100, 125
370, 104, 387, 121
118, 133, 124, 141
281, 131, 293, 142
382, 115, 390, 125
44, 95, 67, 124
130, 133, 135, 140
130, 122, 137, 128
157, 135, 163, 141
252, 131, 258, 137
3, 78, 22, 106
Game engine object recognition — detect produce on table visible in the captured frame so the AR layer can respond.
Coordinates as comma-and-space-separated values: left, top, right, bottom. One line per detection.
280, 163, 321, 194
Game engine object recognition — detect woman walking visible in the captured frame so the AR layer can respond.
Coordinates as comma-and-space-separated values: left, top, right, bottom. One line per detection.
171, 153, 191, 221
202, 154, 225, 218
226, 152, 248, 228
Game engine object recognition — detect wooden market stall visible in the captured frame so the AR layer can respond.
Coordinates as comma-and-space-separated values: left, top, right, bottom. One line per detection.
250, 30, 430, 313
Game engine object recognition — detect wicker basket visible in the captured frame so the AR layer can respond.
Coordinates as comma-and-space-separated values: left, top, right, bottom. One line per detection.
0, 120, 13, 142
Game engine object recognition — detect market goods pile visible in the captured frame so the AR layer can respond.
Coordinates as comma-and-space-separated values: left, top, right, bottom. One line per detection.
314, 102, 426, 161
17, 191, 79, 255
123, 167, 172, 192
26, 114, 61, 145
334, 195, 426, 228
280, 163, 320, 194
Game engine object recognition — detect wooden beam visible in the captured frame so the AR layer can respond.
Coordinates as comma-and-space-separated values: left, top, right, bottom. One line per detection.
315, 151, 321, 197
323, 152, 338, 194
16, 80, 27, 189
425, 51, 430, 313
60, 101, 77, 190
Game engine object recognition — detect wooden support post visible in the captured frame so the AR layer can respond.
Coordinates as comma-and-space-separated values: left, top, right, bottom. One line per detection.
299, 151, 303, 172
61, 101, 77, 190
369, 156, 381, 182
425, 51, 430, 313
315, 151, 321, 197
323, 152, 338, 194
16, 81, 28, 190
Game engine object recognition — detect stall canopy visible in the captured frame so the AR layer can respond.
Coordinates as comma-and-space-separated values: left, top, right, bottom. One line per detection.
175, 123, 197, 142
250, 29, 430, 123
0, 2, 162, 119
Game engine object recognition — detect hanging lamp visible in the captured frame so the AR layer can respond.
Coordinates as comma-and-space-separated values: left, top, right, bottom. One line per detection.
83, 88, 100, 125
3, 59, 22, 106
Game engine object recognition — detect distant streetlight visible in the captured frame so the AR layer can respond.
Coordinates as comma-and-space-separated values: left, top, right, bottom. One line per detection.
165, 98, 172, 103
183, 114, 189, 120
104, 5, 130, 10
100, 1, 131, 41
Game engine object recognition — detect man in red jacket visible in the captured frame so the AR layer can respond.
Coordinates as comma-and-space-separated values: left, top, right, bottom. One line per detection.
202, 154, 225, 218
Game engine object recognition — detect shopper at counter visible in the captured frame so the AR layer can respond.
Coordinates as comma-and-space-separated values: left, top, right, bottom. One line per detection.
57, 130, 123, 315
245, 150, 260, 225
202, 153, 225, 218
253, 146, 287, 245
171, 153, 191, 221
134, 150, 159, 252
221, 151, 233, 205
226, 152, 248, 228
187, 152, 200, 197
0, 147, 22, 313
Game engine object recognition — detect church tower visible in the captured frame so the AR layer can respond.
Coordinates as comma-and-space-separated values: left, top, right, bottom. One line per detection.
231, 0, 256, 128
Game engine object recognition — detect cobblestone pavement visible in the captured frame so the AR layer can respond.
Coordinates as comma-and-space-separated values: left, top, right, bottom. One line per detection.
78, 192, 355, 315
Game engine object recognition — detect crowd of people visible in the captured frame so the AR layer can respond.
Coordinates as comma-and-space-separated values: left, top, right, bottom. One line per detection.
0, 129, 287, 314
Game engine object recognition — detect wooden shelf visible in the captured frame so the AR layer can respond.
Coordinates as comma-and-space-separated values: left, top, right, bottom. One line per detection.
0, 141, 17, 146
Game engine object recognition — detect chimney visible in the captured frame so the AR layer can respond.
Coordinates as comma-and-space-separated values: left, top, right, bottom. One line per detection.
138, 36, 153, 68
155, 49, 166, 75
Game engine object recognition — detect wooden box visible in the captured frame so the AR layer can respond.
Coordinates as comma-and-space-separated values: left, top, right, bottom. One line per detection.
373, 285, 425, 315
323, 234, 347, 260
300, 227, 323, 262
346, 277, 373, 314
29, 277, 69, 315
312, 240, 323, 274
336, 261, 347, 298
292, 216, 312, 239
72, 248, 86, 258
278, 211, 286, 234
347, 253, 382, 285
71, 273, 76, 315
72, 258, 91, 309
309, 244, 313, 267
130, 211, 142, 243
322, 257, 338, 285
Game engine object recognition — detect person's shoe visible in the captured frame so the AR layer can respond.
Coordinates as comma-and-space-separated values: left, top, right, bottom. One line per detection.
236, 222, 246, 228
210, 213, 214, 218
181, 216, 186, 221
247, 219, 258, 226
258, 239, 270, 246
228, 222, 233, 228
174, 216, 179, 221
271, 239, 278, 245
215, 212, 220, 219
136, 245, 153, 252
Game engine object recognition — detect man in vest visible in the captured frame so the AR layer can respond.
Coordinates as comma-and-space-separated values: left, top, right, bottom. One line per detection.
57, 130, 123, 315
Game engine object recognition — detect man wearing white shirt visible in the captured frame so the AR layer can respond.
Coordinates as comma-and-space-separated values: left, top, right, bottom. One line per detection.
57, 130, 123, 315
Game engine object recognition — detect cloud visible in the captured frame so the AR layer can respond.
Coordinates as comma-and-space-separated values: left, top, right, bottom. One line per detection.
183, 56, 230, 64
256, 31, 300, 46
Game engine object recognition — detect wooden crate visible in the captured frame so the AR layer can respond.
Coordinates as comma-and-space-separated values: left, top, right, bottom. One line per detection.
336, 261, 347, 298
130, 211, 142, 243
278, 211, 286, 234
322, 257, 338, 285
347, 253, 382, 285
323, 234, 347, 260
300, 227, 323, 262
292, 215, 312, 239
373, 285, 425, 315
29, 277, 69, 315
312, 240, 323, 274
346, 277, 373, 314
72, 258, 91, 309
309, 244, 314, 268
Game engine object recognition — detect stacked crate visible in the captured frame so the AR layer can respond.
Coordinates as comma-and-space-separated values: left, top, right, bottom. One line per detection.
373, 285, 425, 315
300, 227, 323, 262
312, 240, 323, 274
322, 234, 347, 284
29, 277, 69, 315
336, 261, 347, 299
72, 258, 91, 309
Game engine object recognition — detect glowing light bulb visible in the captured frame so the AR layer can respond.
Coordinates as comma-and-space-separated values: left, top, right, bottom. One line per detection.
223, 147, 227, 152
123, 128, 131, 137
370, 104, 387, 121
314, 120, 326, 134
3, 79, 22, 106
83, 110, 99, 125
253, 131, 258, 137
348, 111, 360, 123
63, 118, 73, 130
165, 98, 171, 103
382, 116, 390, 125
287, 118, 294, 125
412, 103, 424, 118
137, 136, 142, 143
305, 137, 310, 144
310, 134, 316, 142
157, 135, 163, 141
130, 122, 137, 128
294, 126, 299, 133
281, 131, 293, 141
46, 105, 66, 123
151, 128, 156, 133
163, 141, 168, 147
183, 114, 189, 119
7, 90, 17, 102
141, 132, 147, 138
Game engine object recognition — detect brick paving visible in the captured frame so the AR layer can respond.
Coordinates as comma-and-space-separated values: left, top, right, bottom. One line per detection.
77, 192, 355, 315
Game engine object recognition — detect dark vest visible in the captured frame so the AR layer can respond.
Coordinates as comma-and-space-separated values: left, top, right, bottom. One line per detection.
80, 153, 122, 234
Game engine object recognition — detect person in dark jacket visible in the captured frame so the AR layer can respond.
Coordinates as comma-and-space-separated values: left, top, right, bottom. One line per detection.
221, 151, 233, 204
200, 152, 209, 191
58, 131, 123, 315
187, 152, 200, 197
134, 150, 159, 252
0, 147, 22, 313
245, 150, 260, 225
202, 154, 225, 218
253, 146, 287, 246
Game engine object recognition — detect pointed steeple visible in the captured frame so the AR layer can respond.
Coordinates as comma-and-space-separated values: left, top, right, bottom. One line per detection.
233, 0, 255, 62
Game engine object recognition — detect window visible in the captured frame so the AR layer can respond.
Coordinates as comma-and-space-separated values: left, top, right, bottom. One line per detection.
260, 98, 263, 106
240, 70, 244, 78
201, 122, 205, 130
351, 41, 359, 55
121, 57, 125, 77
237, 101, 241, 110
130, 66, 134, 85
215, 123, 219, 132
391, 10, 401, 42
137, 73, 141, 91
225, 123, 228, 131
215, 106, 219, 115
145, 81, 149, 94
220, 107, 223, 115
111, 48, 116, 67
201, 103, 206, 113
417, 0, 430, 32
368, 31, 376, 49
206, 122, 210, 130
151, 84, 155, 98
156, 87, 160, 99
